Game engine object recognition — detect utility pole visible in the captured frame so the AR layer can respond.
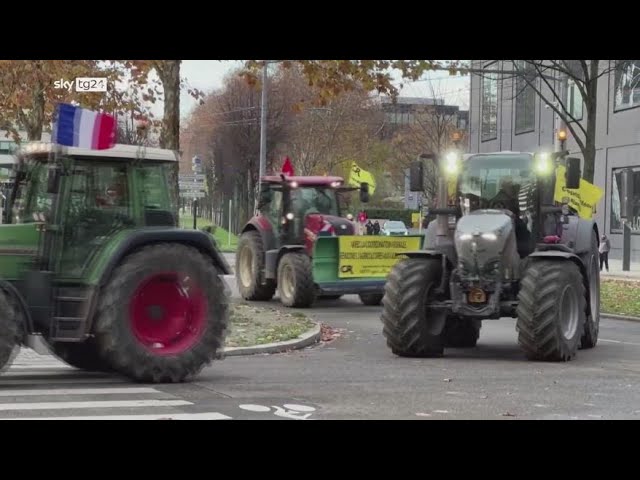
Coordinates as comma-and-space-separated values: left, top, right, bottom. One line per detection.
259, 61, 269, 180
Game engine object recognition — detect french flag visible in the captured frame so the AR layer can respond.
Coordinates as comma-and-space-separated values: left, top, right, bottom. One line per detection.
52, 103, 117, 150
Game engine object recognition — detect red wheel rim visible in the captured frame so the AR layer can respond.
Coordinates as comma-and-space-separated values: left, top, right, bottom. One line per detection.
128, 272, 207, 355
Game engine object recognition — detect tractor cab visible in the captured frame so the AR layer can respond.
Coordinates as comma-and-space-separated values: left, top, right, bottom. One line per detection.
257, 175, 369, 249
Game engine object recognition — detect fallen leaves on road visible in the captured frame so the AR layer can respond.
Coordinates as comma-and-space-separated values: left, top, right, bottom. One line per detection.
501, 412, 517, 417
320, 323, 344, 343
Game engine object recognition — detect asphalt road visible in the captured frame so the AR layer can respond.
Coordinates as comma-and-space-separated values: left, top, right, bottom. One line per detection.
0, 253, 637, 420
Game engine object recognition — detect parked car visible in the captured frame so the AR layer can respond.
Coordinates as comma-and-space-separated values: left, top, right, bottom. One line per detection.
381, 220, 408, 236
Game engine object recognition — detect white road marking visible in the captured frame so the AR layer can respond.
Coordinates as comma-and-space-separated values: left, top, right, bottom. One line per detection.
8, 365, 75, 369
239, 404, 271, 412
433, 410, 449, 414
600, 338, 640, 346
0, 399, 191, 411
0, 387, 159, 397
4, 412, 232, 420
283, 404, 316, 412
0, 377, 127, 386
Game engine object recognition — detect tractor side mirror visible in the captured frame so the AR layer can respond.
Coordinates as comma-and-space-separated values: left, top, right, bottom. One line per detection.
360, 182, 370, 203
258, 187, 272, 208
565, 157, 581, 189
620, 168, 634, 219
47, 165, 62, 194
410, 161, 424, 192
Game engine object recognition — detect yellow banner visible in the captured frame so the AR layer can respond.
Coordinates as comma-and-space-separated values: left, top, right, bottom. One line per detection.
554, 166, 604, 219
338, 236, 422, 278
348, 162, 376, 195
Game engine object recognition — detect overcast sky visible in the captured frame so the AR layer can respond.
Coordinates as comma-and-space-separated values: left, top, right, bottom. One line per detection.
148, 60, 471, 120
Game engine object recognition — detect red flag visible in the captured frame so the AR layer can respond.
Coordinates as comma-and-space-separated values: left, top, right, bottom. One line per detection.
282, 156, 294, 176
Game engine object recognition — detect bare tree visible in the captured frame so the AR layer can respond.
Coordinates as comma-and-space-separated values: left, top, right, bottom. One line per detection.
459, 60, 619, 183
383, 80, 467, 204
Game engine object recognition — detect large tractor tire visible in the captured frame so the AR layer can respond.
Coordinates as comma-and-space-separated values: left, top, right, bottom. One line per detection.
277, 252, 316, 308
236, 230, 276, 301
0, 290, 20, 372
443, 317, 481, 348
52, 340, 112, 372
93, 243, 229, 383
359, 293, 384, 306
516, 259, 586, 361
580, 230, 600, 349
381, 257, 447, 357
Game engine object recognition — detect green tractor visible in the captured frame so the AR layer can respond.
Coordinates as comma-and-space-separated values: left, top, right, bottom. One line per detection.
0, 142, 230, 382
381, 150, 601, 361
236, 175, 425, 308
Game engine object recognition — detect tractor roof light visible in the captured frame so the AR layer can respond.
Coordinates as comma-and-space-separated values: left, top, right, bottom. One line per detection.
443, 151, 461, 176
330, 181, 341, 188
289, 181, 299, 189
285, 212, 295, 220
534, 152, 553, 175
557, 129, 568, 141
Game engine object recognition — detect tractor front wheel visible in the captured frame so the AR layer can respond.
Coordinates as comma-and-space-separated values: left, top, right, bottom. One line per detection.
0, 290, 20, 372
359, 293, 383, 306
93, 243, 229, 383
381, 257, 447, 357
236, 230, 276, 301
516, 259, 586, 361
277, 252, 316, 308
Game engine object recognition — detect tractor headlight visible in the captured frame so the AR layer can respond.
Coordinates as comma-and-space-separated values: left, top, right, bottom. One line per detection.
481, 232, 497, 241
534, 152, 553, 175
443, 151, 461, 176
285, 212, 294, 220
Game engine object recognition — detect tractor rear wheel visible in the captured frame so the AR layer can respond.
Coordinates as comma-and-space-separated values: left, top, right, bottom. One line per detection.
580, 230, 600, 349
0, 290, 20, 372
443, 317, 481, 348
52, 340, 112, 372
277, 252, 316, 308
516, 259, 586, 361
93, 243, 229, 383
381, 257, 446, 357
236, 230, 276, 301
359, 293, 383, 306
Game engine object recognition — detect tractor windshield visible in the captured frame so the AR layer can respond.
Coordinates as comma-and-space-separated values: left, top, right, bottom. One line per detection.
289, 186, 340, 217
457, 153, 534, 216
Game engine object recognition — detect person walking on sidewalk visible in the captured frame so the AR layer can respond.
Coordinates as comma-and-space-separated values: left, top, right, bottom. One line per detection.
599, 234, 610, 272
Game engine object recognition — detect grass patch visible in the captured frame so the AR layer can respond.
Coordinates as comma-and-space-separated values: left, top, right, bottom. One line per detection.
226, 304, 315, 348
601, 279, 640, 317
179, 214, 238, 252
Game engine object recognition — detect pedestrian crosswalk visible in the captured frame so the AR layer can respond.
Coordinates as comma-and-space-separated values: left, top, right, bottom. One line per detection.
0, 349, 233, 420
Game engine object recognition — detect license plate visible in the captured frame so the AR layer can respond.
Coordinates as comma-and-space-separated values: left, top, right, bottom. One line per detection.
468, 288, 486, 303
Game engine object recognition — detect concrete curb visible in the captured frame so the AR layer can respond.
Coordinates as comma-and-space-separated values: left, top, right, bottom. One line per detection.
222, 322, 322, 357
601, 313, 640, 323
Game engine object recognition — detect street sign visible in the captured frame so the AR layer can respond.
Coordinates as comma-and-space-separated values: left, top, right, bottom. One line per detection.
181, 191, 205, 198
179, 174, 205, 181
179, 182, 205, 189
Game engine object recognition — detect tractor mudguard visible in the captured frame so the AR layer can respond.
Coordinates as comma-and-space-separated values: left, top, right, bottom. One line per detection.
242, 216, 276, 252
265, 245, 306, 280
0, 278, 33, 336
528, 250, 588, 279
562, 216, 598, 255
99, 229, 232, 287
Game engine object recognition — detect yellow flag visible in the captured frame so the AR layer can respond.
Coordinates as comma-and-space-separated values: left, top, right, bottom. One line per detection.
554, 166, 604, 219
348, 162, 376, 195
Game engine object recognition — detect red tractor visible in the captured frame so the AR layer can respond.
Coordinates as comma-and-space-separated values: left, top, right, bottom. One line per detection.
236, 174, 393, 308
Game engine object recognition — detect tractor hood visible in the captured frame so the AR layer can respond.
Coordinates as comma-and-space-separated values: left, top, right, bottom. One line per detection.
454, 210, 515, 279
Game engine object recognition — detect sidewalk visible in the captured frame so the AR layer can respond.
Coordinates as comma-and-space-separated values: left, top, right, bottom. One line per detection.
600, 258, 640, 281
